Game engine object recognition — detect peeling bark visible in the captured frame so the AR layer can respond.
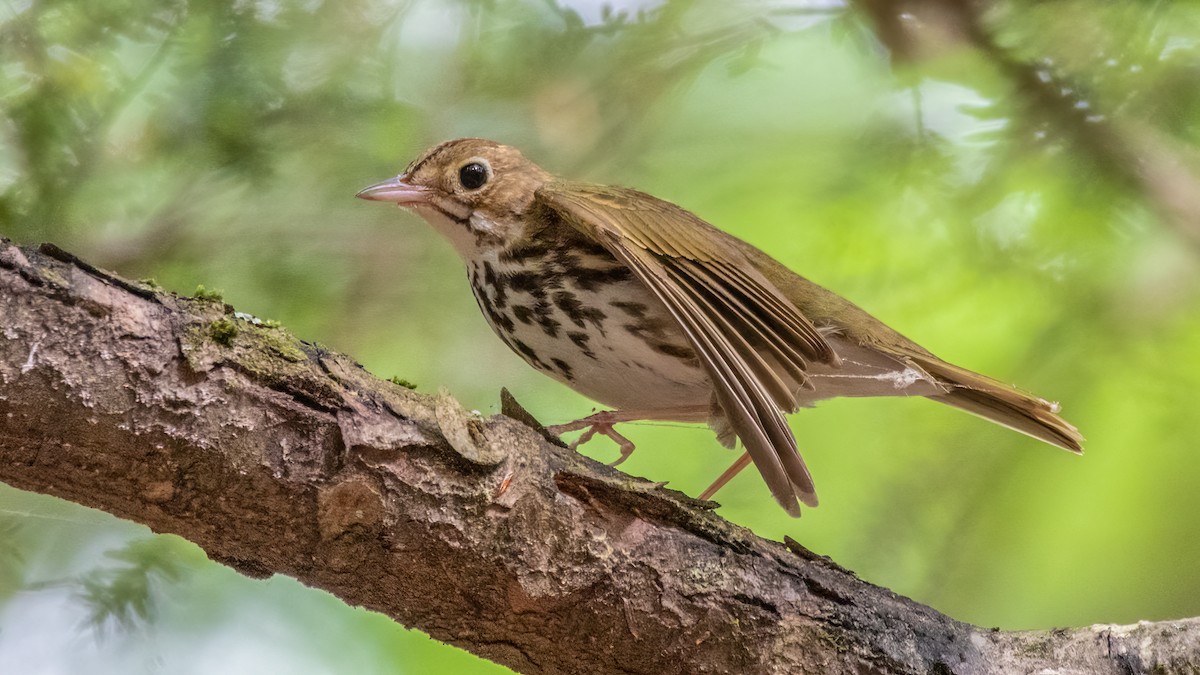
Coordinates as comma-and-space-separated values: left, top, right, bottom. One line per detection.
0, 238, 1197, 674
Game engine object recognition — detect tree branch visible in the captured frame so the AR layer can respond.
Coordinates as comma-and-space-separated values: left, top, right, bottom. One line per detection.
856, 0, 1200, 253
0, 238, 1196, 674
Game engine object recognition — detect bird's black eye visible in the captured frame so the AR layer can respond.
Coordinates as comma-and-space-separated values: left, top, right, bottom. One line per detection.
458, 162, 489, 190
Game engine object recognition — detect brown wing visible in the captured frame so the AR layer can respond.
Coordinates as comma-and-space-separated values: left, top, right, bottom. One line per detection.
536, 181, 840, 514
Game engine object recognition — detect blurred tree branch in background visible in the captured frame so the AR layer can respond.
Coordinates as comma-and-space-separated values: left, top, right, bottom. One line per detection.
858, 0, 1200, 251
4, 240, 1200, 674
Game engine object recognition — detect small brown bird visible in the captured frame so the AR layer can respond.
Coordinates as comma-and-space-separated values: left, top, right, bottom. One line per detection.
358, 138, 1082, 516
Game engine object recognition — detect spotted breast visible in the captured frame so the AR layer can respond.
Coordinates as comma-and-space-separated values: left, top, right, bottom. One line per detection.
466, 231, 713, 412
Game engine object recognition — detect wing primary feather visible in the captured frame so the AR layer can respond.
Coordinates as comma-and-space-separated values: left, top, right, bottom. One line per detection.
672, 259, 811, 388
718, 263, 815, 340
663, 263, 798, 410
721, 264, 840, 366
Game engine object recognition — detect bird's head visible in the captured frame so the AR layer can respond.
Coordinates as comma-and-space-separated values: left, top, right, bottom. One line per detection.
357, 138, 553, 255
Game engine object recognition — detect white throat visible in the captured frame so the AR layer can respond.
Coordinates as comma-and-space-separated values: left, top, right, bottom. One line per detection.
409, 204, 509, 260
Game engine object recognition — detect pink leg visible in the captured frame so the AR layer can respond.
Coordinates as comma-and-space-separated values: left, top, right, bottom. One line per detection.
548, 407, 707, 467
698, 452, 752, 501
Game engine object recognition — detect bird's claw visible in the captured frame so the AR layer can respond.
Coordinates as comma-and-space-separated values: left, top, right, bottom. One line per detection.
549, 411, 637, 466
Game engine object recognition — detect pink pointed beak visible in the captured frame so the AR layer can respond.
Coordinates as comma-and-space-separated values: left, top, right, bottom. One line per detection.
355, 174, 431, 204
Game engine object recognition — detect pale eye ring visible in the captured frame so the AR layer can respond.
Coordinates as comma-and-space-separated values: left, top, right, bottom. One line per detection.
458, 162, 489, 190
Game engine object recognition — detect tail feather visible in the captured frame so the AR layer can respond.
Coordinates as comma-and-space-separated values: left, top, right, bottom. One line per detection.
904, 353, 1083, 453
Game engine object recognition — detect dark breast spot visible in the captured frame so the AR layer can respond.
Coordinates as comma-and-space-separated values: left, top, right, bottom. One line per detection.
567, 331, 597, 360
512, 338, 550, 371
508, 270, 546, 299
486, 306, 514, 334
532, 298, 560, 337
551, 358, 575, 381
623, 316, 672, 342
471, 277, 515, 334
610, 301, 650, 318
652, 342, 699, 366
553, 291, 606, 332
501, 241, 553, 263
568, 265, 634, 292
483, 262, 507, 308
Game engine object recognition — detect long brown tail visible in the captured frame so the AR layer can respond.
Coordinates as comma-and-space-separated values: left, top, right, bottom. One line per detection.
904, 352, 1083, 452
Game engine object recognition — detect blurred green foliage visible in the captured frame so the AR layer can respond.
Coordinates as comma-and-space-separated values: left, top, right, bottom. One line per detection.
3, 0, 1200, 672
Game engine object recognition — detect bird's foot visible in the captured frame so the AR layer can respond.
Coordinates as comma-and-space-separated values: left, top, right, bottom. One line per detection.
548, 411, 637, 466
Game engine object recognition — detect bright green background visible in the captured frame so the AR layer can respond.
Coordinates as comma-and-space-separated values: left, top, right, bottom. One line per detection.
3, 1, 1199, 672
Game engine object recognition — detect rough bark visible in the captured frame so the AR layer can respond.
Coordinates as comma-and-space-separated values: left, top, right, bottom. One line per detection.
0, 238, 1197, 675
